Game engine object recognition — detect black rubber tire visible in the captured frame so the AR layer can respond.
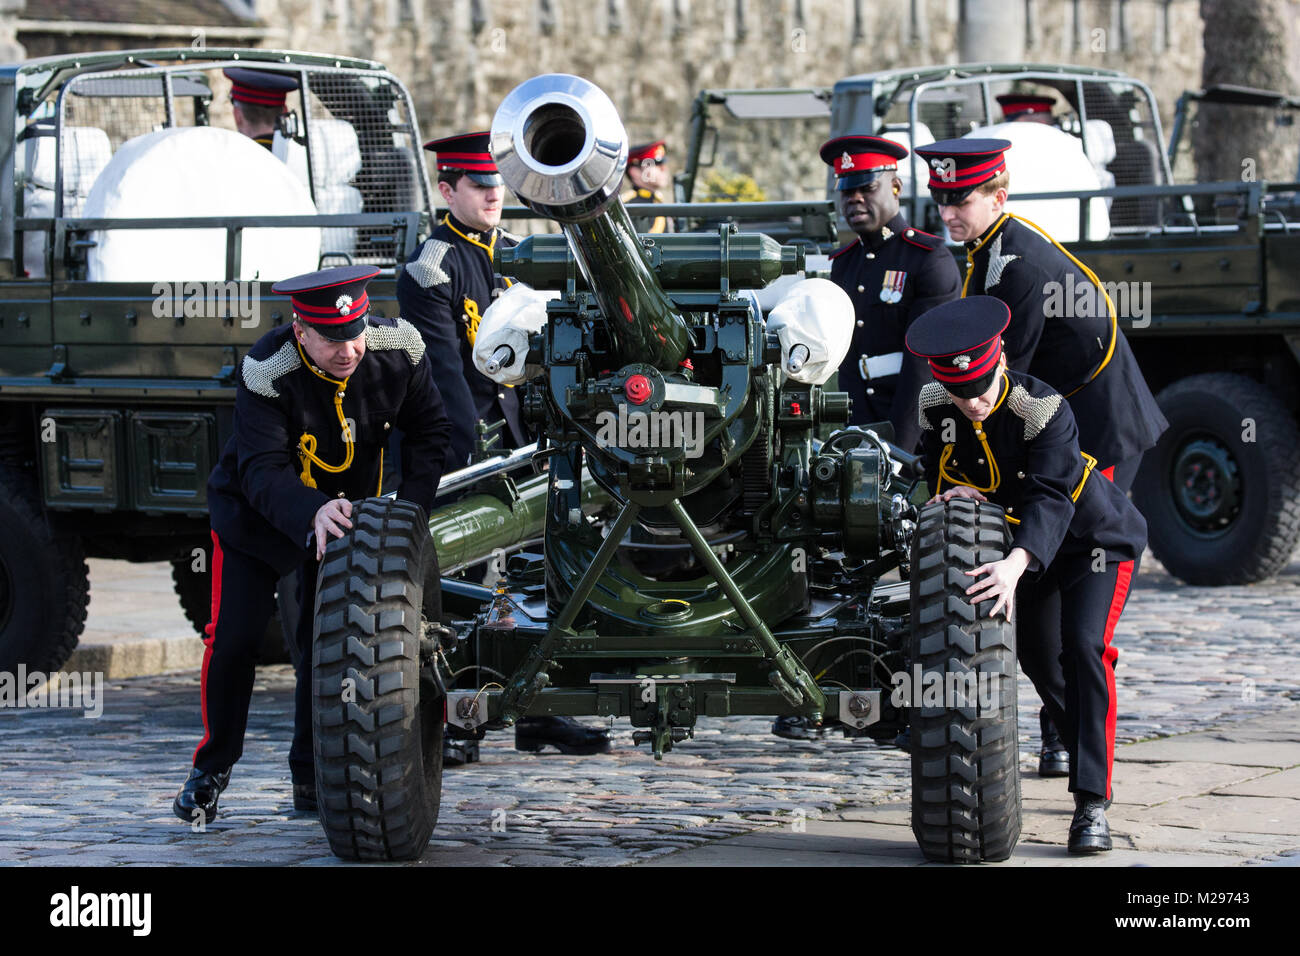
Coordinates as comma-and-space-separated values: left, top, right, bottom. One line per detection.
1133, 373, 1300, 585
311, 498, 443, 862
908, 498, 1021, 864
0, 465, 89, 674
171, 556, 296, 665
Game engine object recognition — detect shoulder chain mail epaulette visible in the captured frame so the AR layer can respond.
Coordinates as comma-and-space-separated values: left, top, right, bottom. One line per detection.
984, 233, 1020, 292
405, 238, 453, 288
917, 381, 950, 432
365, 317, 426, 365
1006, 383, 1063, 440
241, 339, 301, 399
498, 228, 522, 243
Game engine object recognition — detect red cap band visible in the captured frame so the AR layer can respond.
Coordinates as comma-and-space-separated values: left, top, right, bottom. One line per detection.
928, 337, 1002, 385
230, 83, 288, 108
292, 290, 370, 325
437, 151, 497, 171
926, 153, 1007, 191
833, 151, 899, 176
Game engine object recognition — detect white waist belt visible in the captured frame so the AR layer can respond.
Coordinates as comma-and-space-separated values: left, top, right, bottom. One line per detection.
858, 351, 903, 380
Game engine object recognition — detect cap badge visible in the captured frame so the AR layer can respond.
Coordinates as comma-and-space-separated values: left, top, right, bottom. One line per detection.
335, 294, 354, 316
954, 355, 972, 371
841, 151, 854, 170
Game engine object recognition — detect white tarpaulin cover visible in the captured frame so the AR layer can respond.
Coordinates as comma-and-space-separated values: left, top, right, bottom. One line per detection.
965, 121, 1110, 242
473, 283, 557, 385
764, 277, 853, 385
83, 126, 321, 281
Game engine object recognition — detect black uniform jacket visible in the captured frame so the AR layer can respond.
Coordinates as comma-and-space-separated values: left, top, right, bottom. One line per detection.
829, 213, 961, 451
208, 320, 451, 576
918, 370, 1147, 576
962, 214, 1167, 468
396, 214, 528, 468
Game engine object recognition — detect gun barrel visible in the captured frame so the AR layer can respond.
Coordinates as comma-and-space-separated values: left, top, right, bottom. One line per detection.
490, 74, 690, 371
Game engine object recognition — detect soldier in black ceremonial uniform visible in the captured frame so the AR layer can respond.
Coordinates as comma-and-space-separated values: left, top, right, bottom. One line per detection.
819, 135, 961, 453
622, 139, 672, 233
224, 67, 298, 150
173, 266, 451, 825
397, 132, 529, 470
914, 138, 1167, 491
771, 136, 960, 743
915, 138, 1167, 776
908, 296, 1147, 853
397, 132, 611, 762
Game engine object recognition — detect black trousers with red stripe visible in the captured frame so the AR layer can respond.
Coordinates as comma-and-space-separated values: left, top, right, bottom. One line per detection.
192, 532, 319, 786
1033, 462, 1143, 744
1015, 554, 1134, 800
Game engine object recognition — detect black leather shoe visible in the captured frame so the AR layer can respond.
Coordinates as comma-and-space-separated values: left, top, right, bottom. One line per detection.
1068, 791, 1112, 853
173, 767, 230, 824
515, 716, 611, 755
772, 715, 825, 740
893, 728, 912, 753
1038, 707, 1070, 777
443, 727, 480, 767
292, 783, 317, 813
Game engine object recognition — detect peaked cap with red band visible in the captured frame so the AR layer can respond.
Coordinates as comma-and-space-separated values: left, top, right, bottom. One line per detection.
223, 68, 299, 109
273, 265, 394, 343
424, 131, 503, 186
819, 135, 908, 191
997, 93, 1056, 121
906, 296, 1012, 399
628, 140, 667, 166
914, 138, 1011, 206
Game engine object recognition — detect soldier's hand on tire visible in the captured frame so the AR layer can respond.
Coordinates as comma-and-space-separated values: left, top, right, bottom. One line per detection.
965, 547, 1030, 620
927, 485, 988, 506
313, 499, 354, 559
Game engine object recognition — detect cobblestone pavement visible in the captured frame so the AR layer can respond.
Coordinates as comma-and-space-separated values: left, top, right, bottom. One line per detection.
1, 554, 1297, 866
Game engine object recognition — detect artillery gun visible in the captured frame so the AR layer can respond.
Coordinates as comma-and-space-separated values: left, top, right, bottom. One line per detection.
310, 74, 1021, 865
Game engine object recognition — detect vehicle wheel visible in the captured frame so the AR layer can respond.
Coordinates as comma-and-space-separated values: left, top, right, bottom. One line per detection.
1133, 372, 1300, 585
312, 497, 443, 862
171, 556, 295, 665
907, 498, 1020, 864
0, 465, 89, 674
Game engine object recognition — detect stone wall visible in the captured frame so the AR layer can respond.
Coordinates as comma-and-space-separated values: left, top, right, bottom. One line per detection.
8, 0, 1221, 184
0, 0, 25, 64
247, 0, 1206, 152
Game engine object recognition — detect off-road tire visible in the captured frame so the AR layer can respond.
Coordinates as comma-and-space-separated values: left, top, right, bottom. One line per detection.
171, 558, 296, 665
908, 498, 1021, 864
312, 498, 443, 862
0, 464, 89, 674
1133, 373, 1300, 585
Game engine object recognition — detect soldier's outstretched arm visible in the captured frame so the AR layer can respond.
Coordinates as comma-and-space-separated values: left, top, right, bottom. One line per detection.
396, 262, 479, 469
233, 385, 329, 546
1012, 394, 1084, 574
393, 352, 453, 513
917, 397, 944, 494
